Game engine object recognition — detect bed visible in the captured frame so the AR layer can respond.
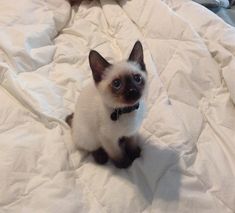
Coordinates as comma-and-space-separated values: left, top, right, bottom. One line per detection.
0, 0, 235, 212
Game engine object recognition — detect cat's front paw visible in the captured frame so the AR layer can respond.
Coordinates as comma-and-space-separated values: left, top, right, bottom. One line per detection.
125, 145, 141, 161
112, 155, 133, 169
92, 148, 109, 165
119, 136, 141, 161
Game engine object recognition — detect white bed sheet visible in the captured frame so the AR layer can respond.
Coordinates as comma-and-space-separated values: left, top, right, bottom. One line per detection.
0, 0, 235, 212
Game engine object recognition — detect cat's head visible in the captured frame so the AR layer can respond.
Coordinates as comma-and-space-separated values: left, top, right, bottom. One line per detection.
89, 41, 147, 108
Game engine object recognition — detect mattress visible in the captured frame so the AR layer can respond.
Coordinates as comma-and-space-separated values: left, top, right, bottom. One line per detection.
0, 0, 235, 212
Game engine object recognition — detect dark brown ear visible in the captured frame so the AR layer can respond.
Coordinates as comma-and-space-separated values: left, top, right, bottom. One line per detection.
89, 50, 111, 84
128, 41, 146, 71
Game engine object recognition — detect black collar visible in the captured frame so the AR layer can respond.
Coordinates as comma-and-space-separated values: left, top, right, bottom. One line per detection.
110, 103, 139, 121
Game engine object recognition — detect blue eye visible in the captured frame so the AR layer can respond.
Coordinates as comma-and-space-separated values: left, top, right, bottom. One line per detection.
112, 79, 122, 89
133, 74, 142, 84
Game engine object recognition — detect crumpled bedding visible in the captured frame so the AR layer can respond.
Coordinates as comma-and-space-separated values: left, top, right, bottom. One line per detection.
0, 0, 235, 212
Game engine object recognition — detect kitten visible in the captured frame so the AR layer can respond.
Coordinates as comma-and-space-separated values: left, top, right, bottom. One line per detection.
70, 41, 147, 168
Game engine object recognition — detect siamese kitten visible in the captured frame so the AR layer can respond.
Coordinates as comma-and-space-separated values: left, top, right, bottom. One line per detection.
71, 41, 147, 168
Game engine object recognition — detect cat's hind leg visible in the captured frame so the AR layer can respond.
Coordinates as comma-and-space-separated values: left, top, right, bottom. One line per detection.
91, 147, 109, 165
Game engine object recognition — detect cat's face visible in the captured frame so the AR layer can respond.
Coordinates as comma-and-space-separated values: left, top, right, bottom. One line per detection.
89, 41, 147, 108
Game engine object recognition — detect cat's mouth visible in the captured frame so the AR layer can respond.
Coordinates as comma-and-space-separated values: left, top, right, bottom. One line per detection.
124, 88, 141, 102
112, 89, 142, 108
116, 98, 141, 108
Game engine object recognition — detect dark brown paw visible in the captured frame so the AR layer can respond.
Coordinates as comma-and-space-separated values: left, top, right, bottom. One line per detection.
112, 155, 133, 169
92, 148, 109, 165
125, 145, 141, 161
119, 136, 141, 161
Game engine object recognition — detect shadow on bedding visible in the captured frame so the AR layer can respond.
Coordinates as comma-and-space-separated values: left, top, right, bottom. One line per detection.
84, 135, 182, 206
115, 138, 182, 204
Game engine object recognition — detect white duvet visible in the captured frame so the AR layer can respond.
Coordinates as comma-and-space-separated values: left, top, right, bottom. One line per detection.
0, 0, 235, 212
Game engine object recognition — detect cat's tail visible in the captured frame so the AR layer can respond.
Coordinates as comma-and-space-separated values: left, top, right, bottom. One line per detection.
65, 113, 74, 127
